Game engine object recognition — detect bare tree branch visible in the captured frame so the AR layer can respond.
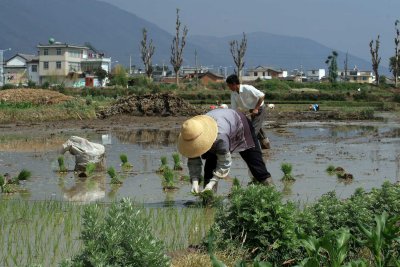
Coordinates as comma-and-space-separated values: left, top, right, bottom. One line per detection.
140, 28, 155, 79
170, 8, 188, 85
229, 32, 247, 80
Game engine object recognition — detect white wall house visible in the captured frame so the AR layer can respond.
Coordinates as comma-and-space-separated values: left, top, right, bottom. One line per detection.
306, 69, 325, 82
243, 66, 287, 82
4, 53, 39, 85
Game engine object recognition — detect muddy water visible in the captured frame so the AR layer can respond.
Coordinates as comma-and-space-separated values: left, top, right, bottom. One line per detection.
1, 117, 399, 206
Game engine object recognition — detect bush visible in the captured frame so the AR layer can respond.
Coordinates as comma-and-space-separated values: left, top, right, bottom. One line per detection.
63, 198, 170, 267
211, 185, 300, 263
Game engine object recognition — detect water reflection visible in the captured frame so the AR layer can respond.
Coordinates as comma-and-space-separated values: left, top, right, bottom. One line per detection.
113, 129, 179, 147
61, 173, 106, 203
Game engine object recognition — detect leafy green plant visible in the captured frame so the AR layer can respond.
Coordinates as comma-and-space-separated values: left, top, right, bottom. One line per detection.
64, 198, 170, 267
357, 212, 400, 267
281, 162, 295, 181
172, 153, 183, 171
211, 185, 299, 263
119, 153, 133, 169
58, 156, 68, 173
157, 156, 168, 173
107, 167, 122, 185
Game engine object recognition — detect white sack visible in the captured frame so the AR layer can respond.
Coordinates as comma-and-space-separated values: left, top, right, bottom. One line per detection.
61, 136, 106, 171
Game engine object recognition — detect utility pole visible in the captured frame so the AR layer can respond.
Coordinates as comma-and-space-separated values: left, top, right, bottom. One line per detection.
129, 55, 132, 75
194, 49, 198, 89
0, 48, 11, 87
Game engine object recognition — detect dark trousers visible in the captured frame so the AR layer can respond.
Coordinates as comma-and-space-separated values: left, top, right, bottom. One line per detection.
201, 118, 271, 185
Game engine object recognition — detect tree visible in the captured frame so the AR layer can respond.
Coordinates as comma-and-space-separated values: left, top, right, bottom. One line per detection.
95, 67, 107, 86
170, 8, 188, 85
325, 51, 338, 83
343, 52, 349, 81
230, 32, 247, 80
111, 64, 127, 86
393, 20, 400, 87
369, 35, 381, 86
140, 28, 155, 79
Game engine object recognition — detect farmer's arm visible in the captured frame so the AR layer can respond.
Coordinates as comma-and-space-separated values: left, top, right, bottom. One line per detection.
213, 152, 232, 178
187, 157, 202, 183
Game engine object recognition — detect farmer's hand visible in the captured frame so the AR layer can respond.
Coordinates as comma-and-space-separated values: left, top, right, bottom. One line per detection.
202, 178, 218, 192
191, 180, 200, 194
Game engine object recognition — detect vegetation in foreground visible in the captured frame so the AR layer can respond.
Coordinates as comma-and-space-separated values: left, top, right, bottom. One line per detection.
1, 181, 399, 266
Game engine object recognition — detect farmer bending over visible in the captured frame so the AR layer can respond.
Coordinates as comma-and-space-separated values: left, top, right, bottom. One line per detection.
177, 108, 272, 193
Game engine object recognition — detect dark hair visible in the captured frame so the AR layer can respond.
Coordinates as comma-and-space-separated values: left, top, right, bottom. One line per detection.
226, 74, 240, 85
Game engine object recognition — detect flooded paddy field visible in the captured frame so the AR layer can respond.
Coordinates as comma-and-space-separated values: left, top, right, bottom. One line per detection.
1, 114, 399, 205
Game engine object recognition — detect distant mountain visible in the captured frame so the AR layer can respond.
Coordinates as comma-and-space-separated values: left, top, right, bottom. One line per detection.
0, 0, 381, 74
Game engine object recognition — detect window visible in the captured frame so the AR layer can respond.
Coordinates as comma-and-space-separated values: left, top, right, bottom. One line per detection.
254, 72, 257, 76
44, 61, 49, 69
56, 48, 61, 55
44, 49, 48, 55
262, 72, 265, 76
31, 65, 37, 72
56, 61, 61, 69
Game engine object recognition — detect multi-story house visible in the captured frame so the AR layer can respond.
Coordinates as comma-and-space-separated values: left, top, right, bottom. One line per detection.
339, 68, 374, 84
37, 40, 111, 86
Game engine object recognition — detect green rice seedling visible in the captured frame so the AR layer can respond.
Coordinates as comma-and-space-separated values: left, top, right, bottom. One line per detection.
58, 156, 68, 173
107, 167, 122, 184
0, 175, 4, 191
119, 153, 133, 169
172, 153, 183, 171
179, 175, 190, 182
326, 165, 336, 175
17, 169, 31, 181
157, 156, 168, 173
280, 162, 295, 181
162, 167, 177, 190
85, 162, 96, 176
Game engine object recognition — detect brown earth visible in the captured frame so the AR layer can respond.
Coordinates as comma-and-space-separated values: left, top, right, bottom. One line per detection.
0, 89, 73, 104
96, 92, 208, 118
0, 89, 374, 131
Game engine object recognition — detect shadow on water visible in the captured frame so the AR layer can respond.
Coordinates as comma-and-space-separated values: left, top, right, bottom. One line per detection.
1, 122, 400, 205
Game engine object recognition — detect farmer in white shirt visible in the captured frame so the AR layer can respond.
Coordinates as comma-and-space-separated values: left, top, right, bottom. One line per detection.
226, 74, 270, 149
177, 108, 272, 193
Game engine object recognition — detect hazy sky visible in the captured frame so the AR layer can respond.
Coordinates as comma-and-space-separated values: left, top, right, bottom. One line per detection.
100, 0, 399, 67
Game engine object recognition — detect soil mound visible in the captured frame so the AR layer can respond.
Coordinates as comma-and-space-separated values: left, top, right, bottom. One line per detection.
97, 93, 207, 118
0, 89, 73, 104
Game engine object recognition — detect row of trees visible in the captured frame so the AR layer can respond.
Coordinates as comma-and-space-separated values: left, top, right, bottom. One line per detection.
326, 19, 400, 87
141, 11, 399, 88
138, 9, 249, 85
